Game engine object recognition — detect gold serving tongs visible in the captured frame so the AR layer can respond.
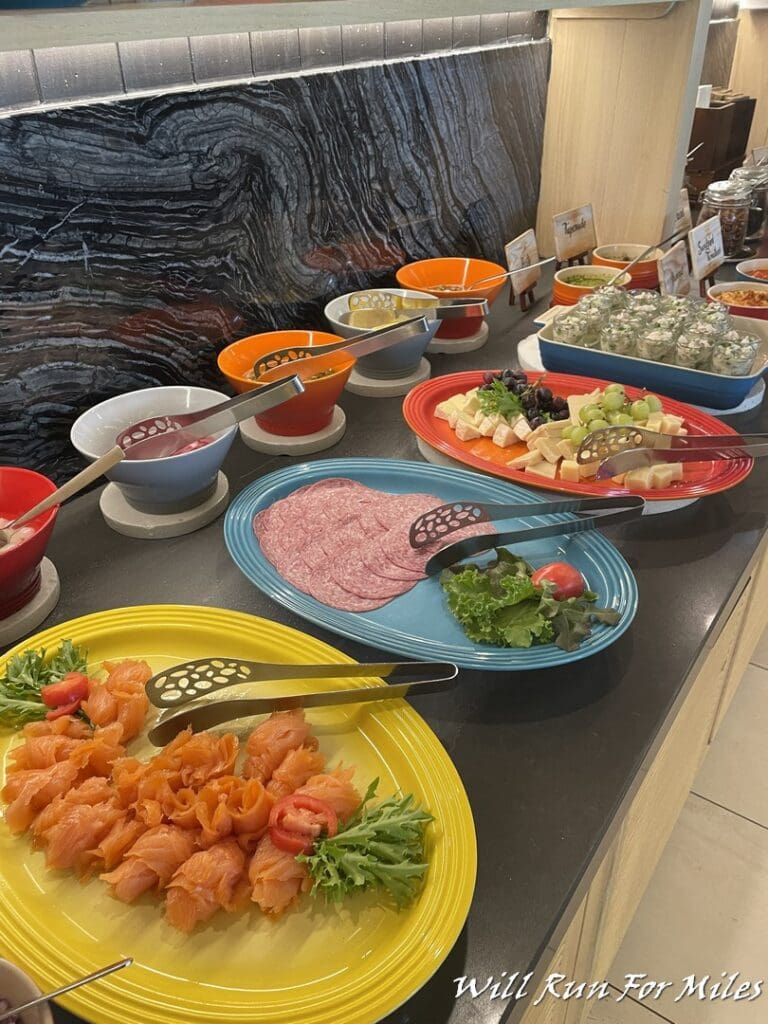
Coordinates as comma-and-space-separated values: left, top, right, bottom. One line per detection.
146, 659, 459, 745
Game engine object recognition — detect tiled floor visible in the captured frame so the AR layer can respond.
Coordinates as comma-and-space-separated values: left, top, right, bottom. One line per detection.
587, 636, 768, 1024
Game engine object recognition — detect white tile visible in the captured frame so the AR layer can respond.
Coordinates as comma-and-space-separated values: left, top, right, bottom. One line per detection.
751, 626, 768, 671
610, 795, 768, 1024
693, 664, 768, 827
587, 991, 674, 1023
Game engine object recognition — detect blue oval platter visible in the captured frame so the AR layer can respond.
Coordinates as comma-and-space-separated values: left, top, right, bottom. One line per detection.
224, 458, 638, 670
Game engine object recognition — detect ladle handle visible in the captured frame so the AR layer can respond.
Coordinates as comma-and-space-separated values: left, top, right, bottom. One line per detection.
12, 445, 124, 527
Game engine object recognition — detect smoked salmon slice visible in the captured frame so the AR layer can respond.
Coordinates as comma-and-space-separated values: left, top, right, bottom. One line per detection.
2, 760, 80, 834
243, 710, 316, 783
266, 746, 326, 801
165, 837, 247, 932
82, 660, 151, 742
101, 824, 198, 903
85, 815, 147, 873
295, 767, 361, 821
149, 729, 238, 788
248, 833, 311, 916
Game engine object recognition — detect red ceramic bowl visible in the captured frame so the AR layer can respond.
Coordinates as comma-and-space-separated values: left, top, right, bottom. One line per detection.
396, 257, 506, 340
707, 282, 768, 321
218, 331, 354, 436
0, 467, 58, 619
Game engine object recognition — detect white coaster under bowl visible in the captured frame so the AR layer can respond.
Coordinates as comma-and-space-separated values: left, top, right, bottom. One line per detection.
517, 333, 545, 372
239, 406, 346, 455
415, 437, 696, 514
428, 321, 489, 354
0, 558, 60, 647
345, 359, 430, 398
100, 472, 230, 539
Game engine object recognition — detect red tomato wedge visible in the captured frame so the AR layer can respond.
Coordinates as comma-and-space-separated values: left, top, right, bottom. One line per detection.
268, 793, 338, 855
40, 672, 90, 709
531, 562, 585, 600
46, 699, 84, 721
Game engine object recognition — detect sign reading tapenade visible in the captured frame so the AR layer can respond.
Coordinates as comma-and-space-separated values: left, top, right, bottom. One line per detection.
552, 204, 597, 262
505, 229, 541, 294
688, 216, 725, 281
658, 241, 692, 296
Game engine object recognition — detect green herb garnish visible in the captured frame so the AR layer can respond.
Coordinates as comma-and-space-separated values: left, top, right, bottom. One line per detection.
0, 640, 89, 728
298, 779, 433, 908
440, 549, 620, 652
477, 379, 523, 421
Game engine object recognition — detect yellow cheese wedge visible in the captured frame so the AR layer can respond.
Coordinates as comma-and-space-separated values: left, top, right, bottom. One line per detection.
645, 411, 664, 432
508, 449, 542, 468
532, 436, 562, 464
556, 439, 576, 460
578, 460, 600, 479
559, 459, 581, 483
525, 459, 558, 479
649, 463, 683, 488
624, 467, 655, 490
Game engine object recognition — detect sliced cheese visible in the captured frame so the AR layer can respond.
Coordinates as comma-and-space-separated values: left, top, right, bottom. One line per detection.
532, 436, 562, 464
492, 423, 518, 448
567, 389, 601, 426
455, 419, 482, 441
556, 439, 576, 461
435, 396, 463, 421
478, 414, 503, 437
508, 449, 542, 469
525, 459, 558, 479
527, 420, 565, 443
559, 459, 581, 483
462, 392, 481, 416
512, 417, 532, 442
624, 467, 655, 491
649, 463, 683, 488
579, 460, 600, 479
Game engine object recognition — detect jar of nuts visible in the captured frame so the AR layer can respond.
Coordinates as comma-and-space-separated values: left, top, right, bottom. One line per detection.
698, 180, 752, 256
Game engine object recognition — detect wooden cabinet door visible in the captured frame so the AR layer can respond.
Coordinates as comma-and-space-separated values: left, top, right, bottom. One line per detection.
519, 902, 586, 1024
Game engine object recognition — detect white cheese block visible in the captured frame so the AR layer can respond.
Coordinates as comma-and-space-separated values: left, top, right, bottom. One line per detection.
559, 459, 581, 483
532, 436, 562, 464
645, 411, 664, 432
579, 460, 600, 479
525, 460, 558, 479
527, 420, 565, 443
455, 419, 482, 441
508, 450, 542, 468
478, 413, 503, 437
435, 397, 462, 421
492, 423, 518, 448
463, 392, 481, 416
649, 463, 683, 488
556, 439, 576, 460
624, 467, 655, 491
567, 389, 601, 426
512, 417, 532, 442
661, 414, 685, 435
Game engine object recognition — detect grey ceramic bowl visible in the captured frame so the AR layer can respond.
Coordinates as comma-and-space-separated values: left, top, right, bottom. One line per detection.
0, 959, 53, 1024
324, 289, 438, 380
70, 386, 237, 514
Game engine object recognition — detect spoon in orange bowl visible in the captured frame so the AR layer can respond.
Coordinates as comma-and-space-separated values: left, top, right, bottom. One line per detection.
0, 958, 132, 1023
430, 255, 556, 295
0, 445, 124, 550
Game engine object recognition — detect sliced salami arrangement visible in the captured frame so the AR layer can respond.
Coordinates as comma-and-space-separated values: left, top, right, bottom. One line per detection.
253, 477, 486, 612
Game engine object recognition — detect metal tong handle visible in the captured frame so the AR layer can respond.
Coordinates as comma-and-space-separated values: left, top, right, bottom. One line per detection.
468, 255, 555, 290
0, 959, 133, 1024
595, 444, 766, 479
410, 495, 642, 547
146, 657, 456, 708
606, 228, 687, 286
148, 664, 459, 746
424, 497, 645, 576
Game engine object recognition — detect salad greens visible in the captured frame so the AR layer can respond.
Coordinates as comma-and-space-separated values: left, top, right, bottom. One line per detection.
440, 550, 620, 653
0, 640, 89, 727
298, 779, 433, 908
477, 379, 524, 421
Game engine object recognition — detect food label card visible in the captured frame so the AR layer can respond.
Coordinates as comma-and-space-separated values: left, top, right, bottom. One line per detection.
504, 229, 540, 294
688, 216, 725, 280
552, 204, 597, 261
748, 145, 768, 166
673, 188, 693, 235
657, 241, 692, 296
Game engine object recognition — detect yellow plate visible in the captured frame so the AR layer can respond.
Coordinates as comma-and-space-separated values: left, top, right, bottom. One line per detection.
0, 605, 476, 1024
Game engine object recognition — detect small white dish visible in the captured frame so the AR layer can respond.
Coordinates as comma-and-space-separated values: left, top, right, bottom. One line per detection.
0, 958, 54, 1024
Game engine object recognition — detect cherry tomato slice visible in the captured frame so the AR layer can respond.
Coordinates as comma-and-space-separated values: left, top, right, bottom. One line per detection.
531, 562, 585, 600
269, 794, 338, 855
41, 672, 90, 709
45, 698, 83, 721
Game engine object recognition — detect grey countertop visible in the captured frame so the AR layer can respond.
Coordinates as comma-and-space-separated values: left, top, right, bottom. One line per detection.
23, 287, 768, 1024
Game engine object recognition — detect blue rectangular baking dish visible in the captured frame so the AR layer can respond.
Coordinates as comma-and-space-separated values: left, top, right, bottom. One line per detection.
537, 315, 768, 409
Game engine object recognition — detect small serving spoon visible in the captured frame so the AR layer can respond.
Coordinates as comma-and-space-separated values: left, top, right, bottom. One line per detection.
431, 255, 556, 295
0, 958, 132, 1024
605, 228, 688, 287
0, 445, 124, 550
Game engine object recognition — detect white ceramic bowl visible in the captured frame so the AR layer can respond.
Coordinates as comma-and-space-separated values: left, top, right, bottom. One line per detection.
324, 288, 438, 379
0, 958, 53, 1024
736, 258, 768, 283
70, 386, 237, 514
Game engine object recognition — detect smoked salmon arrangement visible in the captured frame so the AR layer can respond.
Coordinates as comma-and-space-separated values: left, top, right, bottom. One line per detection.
2, 640, 433, 935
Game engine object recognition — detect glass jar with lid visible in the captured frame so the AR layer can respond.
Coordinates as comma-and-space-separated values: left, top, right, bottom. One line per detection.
698, 180, 752, 256
730, 165, 768, 240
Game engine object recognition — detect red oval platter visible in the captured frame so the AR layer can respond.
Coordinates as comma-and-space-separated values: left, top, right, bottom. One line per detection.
402, 370, 753, 501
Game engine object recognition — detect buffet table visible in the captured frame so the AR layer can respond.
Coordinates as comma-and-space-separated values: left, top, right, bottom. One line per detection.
26, 293, 768, 1024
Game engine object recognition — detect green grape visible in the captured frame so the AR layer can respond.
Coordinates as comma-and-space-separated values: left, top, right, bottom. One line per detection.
589, 418, 610, 431
602, 392, 625, 412
604, 383, 625, 394
570, 425, 589, 445
560, 425, 574, 441
646, 394, 662, 413
631, 400, 650, 421
579, 406, 595, 425
615, 413, 635, 426
607, 411, 624, 425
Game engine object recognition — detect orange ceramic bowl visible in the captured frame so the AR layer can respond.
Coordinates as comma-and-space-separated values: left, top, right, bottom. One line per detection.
217, 330, 354, 436
552, 266, 632, 306
592, 244, 662, 289
396, 257, 506, 339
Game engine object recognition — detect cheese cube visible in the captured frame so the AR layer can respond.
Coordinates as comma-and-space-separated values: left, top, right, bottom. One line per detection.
525, 460, 558, 479
448, 408, 462, 429
528, 420, 565, 443
650, 462, 683, 488
559, 459, 581, 483
661, 414, 685, 435
567, 390, 601, 426
645, 411, 664, 432
624, 467, 655, 491
492, 423, 518, 448
462, 392, 481, 416
466, 387, 479, 398
472, 410, 486, 427
579, 460, 600, 479
455, 419, 482, 441
512, 417, 532, 442
478, 414, 503, 437
532, 436, 562, 464
508, 450, 542, 469
678, 428, 688, 436
435, 397, 462, 421
611, 474, 626, 486
556, 439, 576, 460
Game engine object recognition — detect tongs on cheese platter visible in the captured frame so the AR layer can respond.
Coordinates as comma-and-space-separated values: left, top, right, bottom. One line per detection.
146, 659, 459, 745
576, 425, 767, 480
413, 496, 645, 577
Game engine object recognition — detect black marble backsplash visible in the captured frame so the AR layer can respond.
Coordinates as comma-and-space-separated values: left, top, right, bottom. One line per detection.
0, 40, 550, 480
